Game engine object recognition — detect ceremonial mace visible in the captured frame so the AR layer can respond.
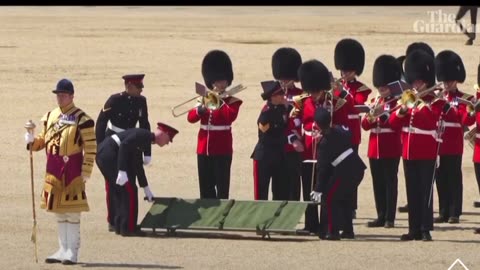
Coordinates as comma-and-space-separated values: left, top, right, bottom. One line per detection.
24, 120, 38, 263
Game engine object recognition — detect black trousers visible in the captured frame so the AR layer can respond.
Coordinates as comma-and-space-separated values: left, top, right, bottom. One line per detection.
96, 139, 139, 234
403, 159, 435, 233
286, 151, 302, 201
369, 157, 400, 223
253, 156, 289, 200
475, 163, 480, 196
456, 6, 478, 38
436, 155, 463, 218
197, 154, 232, 199
301, 162, 319, 232
351, 144, 359, 210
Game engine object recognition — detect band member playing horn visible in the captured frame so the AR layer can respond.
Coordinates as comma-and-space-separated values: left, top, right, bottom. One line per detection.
289, 60, 351, 235
433, 50, 476, 224
472, 63, 480, 209
310, 107, 366, 240
187, 50, 243, 199
271, 47, 304, 201
389, 50, 447, 241
251, 81, 289, 200
362, 55, 403, 229
396, 42, 435, 214
334, 38, 372, 219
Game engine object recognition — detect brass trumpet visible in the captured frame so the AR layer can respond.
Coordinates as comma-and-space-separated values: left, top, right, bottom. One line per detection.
171, 84, 246, 117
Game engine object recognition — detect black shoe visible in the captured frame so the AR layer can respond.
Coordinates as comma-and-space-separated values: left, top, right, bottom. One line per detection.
340, 231, 355, 239
351, 210, 357, 219
121, 230, 146, 237
466, 38, 474, 45
62, 260, 77, 265
448, 217, 459, 224
108, 224, 115, 232
398, 204, 408, 213
421, 231, 433, 241
318, 232, 326, 240
434, 216, 448, 223
366, 219, 385, 228
400, 232, 421, 241
384, 221, 394, 228
474, 228, 480, 234
45, 258, 61, 264
296, 227, 317, 236
474, 201, 480, 208
324, 233, 341, 241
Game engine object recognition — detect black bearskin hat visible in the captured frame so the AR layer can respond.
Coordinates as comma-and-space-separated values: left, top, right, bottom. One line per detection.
404, 50, 436, 88
201, 50, 234, 90
298, 60, 331, 93
435, 50, 466, 83
373, 55, 402, 88
398, 42, 435, 75
272, 47, 302, 82
334, 38, 365, 76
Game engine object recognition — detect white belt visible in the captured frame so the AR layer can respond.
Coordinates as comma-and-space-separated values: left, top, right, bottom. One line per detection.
476, 134, 480, 139
303, 159, 317, 163
200, 124, 231, 131
441, 122, 462, 128
332, 148, 353, 167
111, 134, 121, 146
402, 127, 436, 136
371, 128, 394, 134
304, 130, 313, 136
348, 114, 360, 119
107, 121, 126, 133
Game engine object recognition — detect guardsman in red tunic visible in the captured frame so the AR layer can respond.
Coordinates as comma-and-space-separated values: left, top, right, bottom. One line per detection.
251, 81, 289, 200
396, 42, 435, 214
433, 50, 476, 224
362, 55, 402, 228
389, 50, 447, 241
271, 47, 304, 201
187, 50, 243, 199
334, 38, 372, 219
289, 60, 350, 235
472, 64, 480, 209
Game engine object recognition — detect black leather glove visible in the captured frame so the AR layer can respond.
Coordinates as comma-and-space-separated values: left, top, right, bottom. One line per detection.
197, 105, 207, 115
442, 103, 451, 113
379, 113, 389, 123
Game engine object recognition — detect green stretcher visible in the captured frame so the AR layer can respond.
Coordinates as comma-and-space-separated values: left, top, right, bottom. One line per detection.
139, 197, 315, 239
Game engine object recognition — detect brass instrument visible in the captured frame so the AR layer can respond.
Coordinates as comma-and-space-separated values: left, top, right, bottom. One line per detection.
171, 84, 246, 117
464, 127, 477, 149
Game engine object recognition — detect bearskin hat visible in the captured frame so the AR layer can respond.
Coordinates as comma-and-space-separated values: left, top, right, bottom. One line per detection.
404, 50, 436, 88
373, 55, 402, 88
272, 47, 302, 82
435, 50, 466, 83
398, 42, 435, 75
201, 50, 234, 90
334, 38, 365, 76
298, 60, 331, 93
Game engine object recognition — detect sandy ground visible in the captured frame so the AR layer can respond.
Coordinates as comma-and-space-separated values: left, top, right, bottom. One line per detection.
2, 6, 480, 270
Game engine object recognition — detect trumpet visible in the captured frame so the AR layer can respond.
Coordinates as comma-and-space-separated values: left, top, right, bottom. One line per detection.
171, 84, 246, 117
464, 127, 477, 149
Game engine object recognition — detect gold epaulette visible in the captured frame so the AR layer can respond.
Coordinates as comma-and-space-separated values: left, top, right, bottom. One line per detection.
357, 84, 371, 92
290, 93, 309, 118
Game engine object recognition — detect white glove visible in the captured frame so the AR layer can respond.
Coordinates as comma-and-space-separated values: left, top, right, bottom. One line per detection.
143, 155, 152, 166
116, 170, 128, 186
310, 191, 322, 203
82, 175, 89, 183
24, 132, 34, 144
143, 186, 155, 202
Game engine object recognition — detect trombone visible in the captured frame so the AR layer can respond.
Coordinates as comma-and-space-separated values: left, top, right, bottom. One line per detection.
171, 84, 247, 117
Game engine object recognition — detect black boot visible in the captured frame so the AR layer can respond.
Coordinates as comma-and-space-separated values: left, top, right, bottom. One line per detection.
366, 219, 385, 228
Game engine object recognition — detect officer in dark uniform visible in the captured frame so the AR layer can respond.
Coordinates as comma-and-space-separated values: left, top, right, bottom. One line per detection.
310, 107, 367, 240
251, 80, 289, 200
95, 122, 178, 236
95, 74, 151, 231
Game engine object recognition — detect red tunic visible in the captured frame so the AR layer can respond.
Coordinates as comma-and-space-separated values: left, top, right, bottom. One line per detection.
361, 96, 402, 159
343, 79, 372, 146
187, 96, 243, 155
389, 94, 444, 160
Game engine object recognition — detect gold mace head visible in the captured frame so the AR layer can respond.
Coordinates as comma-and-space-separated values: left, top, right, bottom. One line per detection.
24, 120, 36, 132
